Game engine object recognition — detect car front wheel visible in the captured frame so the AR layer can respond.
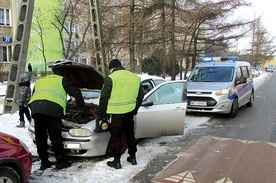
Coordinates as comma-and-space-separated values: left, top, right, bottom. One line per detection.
0, 166, 20, 183
229, 98, 239, 118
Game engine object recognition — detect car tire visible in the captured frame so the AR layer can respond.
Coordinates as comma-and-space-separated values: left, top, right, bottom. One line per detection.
246, 91, 254, 107
229, 98, 239, 118
0, 166, 20, 183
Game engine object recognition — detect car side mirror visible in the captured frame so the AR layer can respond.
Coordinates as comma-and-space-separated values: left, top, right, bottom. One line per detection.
141, 99, 153, 106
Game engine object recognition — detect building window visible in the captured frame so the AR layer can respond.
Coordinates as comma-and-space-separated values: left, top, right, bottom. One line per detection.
0, 46, 12, 62
0, 8, 11, 26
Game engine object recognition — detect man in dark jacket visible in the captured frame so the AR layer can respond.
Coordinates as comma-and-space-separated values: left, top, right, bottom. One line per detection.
29, 74, 85, 170
99, 59, 144, 169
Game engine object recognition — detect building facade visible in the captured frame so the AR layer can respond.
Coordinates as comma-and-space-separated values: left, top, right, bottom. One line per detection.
0, 0, 20, 72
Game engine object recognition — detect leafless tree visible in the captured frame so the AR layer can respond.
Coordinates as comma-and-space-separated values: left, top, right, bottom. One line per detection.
51, 0, 93, 61
175, 0, 252, 79
31, 13, 48, 72
248, 16, 276, 66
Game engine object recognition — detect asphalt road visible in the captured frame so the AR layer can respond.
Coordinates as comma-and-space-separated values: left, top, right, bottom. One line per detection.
130, 72, 276, 182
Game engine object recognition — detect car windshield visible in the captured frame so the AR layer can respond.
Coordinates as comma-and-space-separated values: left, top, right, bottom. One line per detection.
81, 91, 101, 99
188, 66, 234, 82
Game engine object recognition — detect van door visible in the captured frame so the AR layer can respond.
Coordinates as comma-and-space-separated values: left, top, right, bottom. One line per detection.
236, 66, 252, 106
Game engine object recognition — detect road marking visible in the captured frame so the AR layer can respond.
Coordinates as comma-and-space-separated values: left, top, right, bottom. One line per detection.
215, 178, 233, 183
164, 171, 196, 183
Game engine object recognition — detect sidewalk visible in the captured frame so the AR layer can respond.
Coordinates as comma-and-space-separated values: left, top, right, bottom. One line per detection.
152, 136, 276, 183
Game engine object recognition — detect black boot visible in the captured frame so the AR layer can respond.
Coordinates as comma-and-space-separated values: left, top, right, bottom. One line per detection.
127, 156, 137, 165
56, 157, 71, 170
40, 160, 55, 170
16, 121, 25, 128
107, 158, 121, 169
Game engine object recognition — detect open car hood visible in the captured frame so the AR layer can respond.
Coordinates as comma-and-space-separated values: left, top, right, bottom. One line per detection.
48, 60, 105, 90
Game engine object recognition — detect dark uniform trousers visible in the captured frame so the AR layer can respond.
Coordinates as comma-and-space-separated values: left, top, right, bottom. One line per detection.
33, 114, 64, 163
109, 112, 137, 159
19, 106, 31, 121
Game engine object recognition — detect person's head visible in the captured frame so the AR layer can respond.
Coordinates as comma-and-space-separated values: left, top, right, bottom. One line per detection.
19, 73, 29, 82
143, 85, 149, 94
108, 59, 122, 73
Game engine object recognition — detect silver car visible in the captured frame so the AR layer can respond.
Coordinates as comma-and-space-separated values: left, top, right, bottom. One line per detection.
28, 60, 187, 157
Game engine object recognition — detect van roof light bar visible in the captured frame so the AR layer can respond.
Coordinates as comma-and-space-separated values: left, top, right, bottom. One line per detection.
221, 56, 239, 61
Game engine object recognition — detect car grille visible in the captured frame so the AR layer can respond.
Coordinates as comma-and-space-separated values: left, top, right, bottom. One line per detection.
187, 91, 212, 95
187, 96, 217, 110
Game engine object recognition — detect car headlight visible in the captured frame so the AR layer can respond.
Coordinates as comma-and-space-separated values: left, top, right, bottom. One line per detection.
69, 128, 92, 137
215, 88, 229, 95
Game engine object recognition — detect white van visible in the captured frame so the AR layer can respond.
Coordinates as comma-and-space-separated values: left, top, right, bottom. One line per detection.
187, 60, 254, 117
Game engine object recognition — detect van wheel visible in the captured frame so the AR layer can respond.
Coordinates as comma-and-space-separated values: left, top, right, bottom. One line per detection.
246, 91, 254, 107
229, 98, 239, 118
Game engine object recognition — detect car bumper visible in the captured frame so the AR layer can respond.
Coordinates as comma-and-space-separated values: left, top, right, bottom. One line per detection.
187, 94, 233, 114
28, 127, 110, 157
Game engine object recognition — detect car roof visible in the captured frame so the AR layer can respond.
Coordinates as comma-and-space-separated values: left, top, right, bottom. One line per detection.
137, 74, 166, 82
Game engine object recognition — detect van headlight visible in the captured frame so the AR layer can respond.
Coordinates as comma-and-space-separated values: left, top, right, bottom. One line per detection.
215, 88, 229, 95
69, 128, 92, 137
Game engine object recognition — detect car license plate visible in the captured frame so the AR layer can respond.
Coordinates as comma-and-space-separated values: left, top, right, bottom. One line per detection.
190, 101, 207, 106
64, 143, 81, 149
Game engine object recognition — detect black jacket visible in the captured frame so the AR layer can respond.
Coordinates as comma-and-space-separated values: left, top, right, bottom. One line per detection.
99, 66, 144, 118
29, 75, 85, 119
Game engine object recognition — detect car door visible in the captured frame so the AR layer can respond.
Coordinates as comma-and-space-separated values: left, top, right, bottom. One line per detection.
134, 81, 187, 138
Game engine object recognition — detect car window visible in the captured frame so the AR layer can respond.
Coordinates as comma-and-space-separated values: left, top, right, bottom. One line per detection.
188, 67, 234, 82
235, 67, 242, 85
147, 82, 186, 105
153, 79, 166, 86
81, 91, 101, 99
141, 80, 154, 91
241, 66, 249, 78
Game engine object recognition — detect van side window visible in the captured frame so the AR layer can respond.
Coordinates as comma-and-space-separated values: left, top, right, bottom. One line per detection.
241, 66, 249, 78
235, 67, 242, 85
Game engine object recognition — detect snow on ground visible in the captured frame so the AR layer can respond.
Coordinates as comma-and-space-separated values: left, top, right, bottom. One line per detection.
0, 71, 270, 183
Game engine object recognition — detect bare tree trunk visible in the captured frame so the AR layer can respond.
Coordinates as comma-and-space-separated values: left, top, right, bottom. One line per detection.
161, 0, 166, 79
129, 0, 135, 72
170, 0, 176, 80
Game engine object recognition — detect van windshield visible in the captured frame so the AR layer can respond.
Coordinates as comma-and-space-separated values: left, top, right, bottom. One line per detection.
188, 66, 234, 82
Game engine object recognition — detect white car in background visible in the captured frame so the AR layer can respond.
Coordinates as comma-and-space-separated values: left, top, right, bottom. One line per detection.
28, 60, 187, 157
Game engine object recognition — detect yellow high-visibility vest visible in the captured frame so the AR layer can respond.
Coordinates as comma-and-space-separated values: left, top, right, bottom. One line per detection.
107, 70, 140, 114
29, 75, 67, 115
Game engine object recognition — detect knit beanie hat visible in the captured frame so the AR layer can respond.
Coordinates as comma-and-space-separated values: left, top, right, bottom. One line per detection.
108, 59, 122, 69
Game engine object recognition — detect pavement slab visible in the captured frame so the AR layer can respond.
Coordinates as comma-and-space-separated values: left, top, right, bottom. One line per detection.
152, 136, 276, 183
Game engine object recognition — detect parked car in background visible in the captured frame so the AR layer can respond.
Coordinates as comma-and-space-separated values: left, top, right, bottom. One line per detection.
265, 65, 274, 72
28, 60, 187, 157
252, 68, 260, 77
187, 60, 254, 118
0, 132, 32, 183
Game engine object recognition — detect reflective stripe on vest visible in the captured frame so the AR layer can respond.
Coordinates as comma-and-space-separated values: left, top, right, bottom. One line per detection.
29, 75, 67, 115
107, 70, 140, 114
